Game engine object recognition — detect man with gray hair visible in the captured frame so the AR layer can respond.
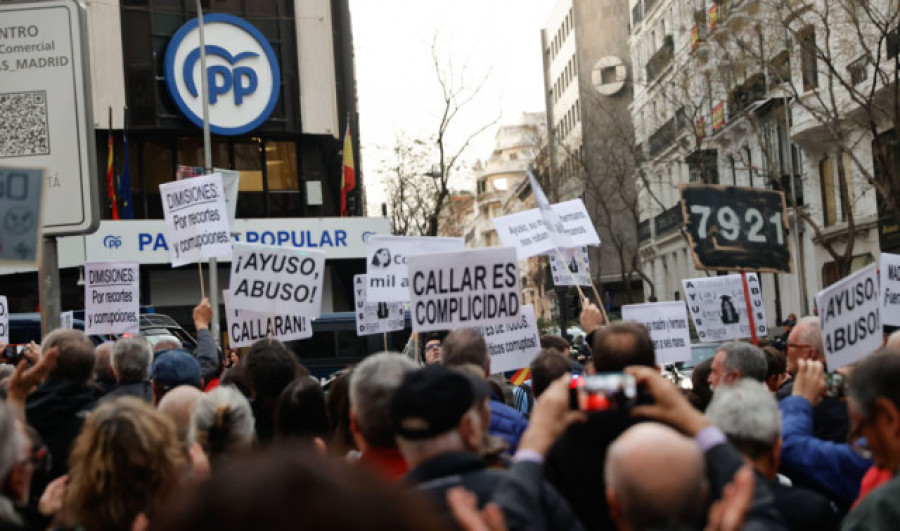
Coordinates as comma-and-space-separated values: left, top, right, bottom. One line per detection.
104, 337, 153, 402
349, 352, 417, 480
706, 379, 840, 529
708, 341, 767, 390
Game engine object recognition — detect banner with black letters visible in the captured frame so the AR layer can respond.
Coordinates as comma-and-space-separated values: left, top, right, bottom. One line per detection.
84, 261, 140, 336
229, 243, 326, 317
472, 304, 541, 374
880, 253, 900, 327
365, 235, 464, 303
817, 264, 880, 369
159, 173, 232, 267
682, 274, 767, 342
223, 289, 312, 348
492, 199, 600, 260
353, 274, 405, 336
621, 301, 692, 364
407, 247, 521, 333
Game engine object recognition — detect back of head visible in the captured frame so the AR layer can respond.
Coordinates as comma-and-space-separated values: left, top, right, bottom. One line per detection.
605, 423, 706, 530
151, 350, 202, 393
158, 385, 203, 446
42, 329, 96, 383
349, 353, 417, 448
94, 342, 115, 381
275, 377, 330, 441
244, 340, 302, 399
530, 348, 572, 397
719, 342, 767, 383
190, 386, 255, 464
540, 335, 570, 353
153, 446, 444, 531
705, 379, 780, 458
591, 323, 655, 372
326, 368, 356, 456
441, 329, 489, 372
112, 337, 153, 385
847, 349, 900, 418
762, 346, 786, 380
0, 401, 20, 482
65, 397, 184, 531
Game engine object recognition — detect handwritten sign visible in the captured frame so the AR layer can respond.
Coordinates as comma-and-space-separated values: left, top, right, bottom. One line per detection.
353, 275, 405, 336
84, 261, 140, 336
223, 290, 312, 348
159, 173, 232, 267
817, 264, 880, 369
365, 236, 464, 303
229, 243, 326, 317
682, 273, 767, 342
472, 304, 541, 374
621, 301, 692, 364
407, 247, 521, 333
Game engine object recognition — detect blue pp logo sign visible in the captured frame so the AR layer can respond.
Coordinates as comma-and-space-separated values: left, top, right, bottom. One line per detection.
164, 14, 280, 135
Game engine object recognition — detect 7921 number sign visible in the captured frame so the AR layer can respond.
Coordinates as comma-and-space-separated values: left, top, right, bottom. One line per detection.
680, 184, 793, 273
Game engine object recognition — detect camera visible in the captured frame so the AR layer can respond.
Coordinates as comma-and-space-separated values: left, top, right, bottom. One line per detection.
2, 345, 24, 366
824, 372, 845, 399
569, 373, 642, 412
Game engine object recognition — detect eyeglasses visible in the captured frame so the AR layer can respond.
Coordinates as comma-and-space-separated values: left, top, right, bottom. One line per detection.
425, 343, 441, 352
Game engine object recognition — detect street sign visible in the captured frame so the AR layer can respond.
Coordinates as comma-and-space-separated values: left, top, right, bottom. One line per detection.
680, 184, 792, 273
0, 167, 44, 266
0, 1, 99, 236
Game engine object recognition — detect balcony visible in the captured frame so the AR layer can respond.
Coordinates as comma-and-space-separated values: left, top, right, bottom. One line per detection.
728, 73, 766, 114
639, 204, 684, 244
648, 116, 678, 158
645, 35, 674, 84
639, 218, 652, 242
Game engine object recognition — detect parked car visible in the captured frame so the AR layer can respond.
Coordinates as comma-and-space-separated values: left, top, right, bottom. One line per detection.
7, 312, 198, 350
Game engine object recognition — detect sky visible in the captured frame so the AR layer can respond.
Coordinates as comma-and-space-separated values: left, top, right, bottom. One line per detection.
348, 0, 551, 214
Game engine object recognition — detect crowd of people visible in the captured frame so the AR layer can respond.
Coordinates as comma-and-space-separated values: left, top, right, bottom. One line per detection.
0, 297, 898, 530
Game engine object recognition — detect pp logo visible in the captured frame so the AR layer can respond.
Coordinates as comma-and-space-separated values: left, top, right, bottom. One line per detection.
103, 235, 123, 249
164, 14, 281, 135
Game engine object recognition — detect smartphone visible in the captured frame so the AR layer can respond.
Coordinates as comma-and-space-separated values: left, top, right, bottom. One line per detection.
2, 345, 25, 366
824, 373, 845, 398
570, 373, 640, 412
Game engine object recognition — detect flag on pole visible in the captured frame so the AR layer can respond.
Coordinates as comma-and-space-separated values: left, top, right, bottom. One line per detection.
340, 122, 356, 217
106, 130, 119, 220
527, 170, 573, 249
120, 132, 134, 219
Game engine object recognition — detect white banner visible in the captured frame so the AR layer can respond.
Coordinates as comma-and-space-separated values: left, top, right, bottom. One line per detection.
816, 264, 881, 369
880, 253, 900, 328
0, 296, 8, 344
550, 246, 591, 286
60, 311, 74, 330
84, 261, 140, 336
682, 274, 767, 343
229, 243, 326, 317
223, 290, 312, 348
621, 301, 692, 364
407, 247, 521, 333
217, 169, 240, 224
353, 275, 405, 336
366, 236, 464, 303
472, 304, 541, 374
492, 199, 600, 260
159, 173, 232, 267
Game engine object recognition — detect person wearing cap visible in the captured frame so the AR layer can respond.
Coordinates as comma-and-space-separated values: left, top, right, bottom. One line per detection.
151, 349, 202, 405
391, 364, 582, 529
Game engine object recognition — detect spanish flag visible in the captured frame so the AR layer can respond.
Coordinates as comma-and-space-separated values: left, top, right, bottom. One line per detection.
509, 368, 531, 386
106, 130, 119, 220
340, 122, 355, 217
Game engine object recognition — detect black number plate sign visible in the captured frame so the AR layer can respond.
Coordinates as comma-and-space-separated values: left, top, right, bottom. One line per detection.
680, 184, 793, 273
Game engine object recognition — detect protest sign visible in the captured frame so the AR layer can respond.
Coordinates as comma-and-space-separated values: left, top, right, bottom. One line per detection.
229, 243, 326, 317
223, 290, 312, 348
0, 167, 44, 266
682, 273, 767, 342
60, 311, 74, 330
407, 247, 521, 333
528, 170, 575, 249
471, 304, 541, 374
492, 199, 600, 260
84, 261, 140, 336
880, 253, 900, 327
176, 166, 239, 222
353, 275, 405, 336
621, 301, 692, 364
550, 246, 591, 286
0, 296, 8, 344
366, 236, 464, 303
816, 264, 881, 369
159, 173, 232, 267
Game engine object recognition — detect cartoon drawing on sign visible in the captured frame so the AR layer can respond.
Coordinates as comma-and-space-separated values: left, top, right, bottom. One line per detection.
568, 255, 579, 273
720, 296, 739, 324
377, 302, 389, 319
371, 248, 391, 268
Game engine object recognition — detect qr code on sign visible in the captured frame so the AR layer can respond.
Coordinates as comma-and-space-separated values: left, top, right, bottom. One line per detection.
0, 91, 50, 158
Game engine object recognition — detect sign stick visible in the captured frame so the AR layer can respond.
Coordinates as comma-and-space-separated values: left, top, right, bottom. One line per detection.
267, 315, 274, 344
197, 261, 206, 299
383, 333, 388, 352
573, 247, 609, 324
740, 271, 758, 346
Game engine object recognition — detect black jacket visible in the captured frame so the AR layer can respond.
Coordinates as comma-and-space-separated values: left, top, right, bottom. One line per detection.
405, 451, 582, 531
766, 475, 840, 531
102, 380, 153, 403
705, 443, 788, 531
25, 378, 97, 482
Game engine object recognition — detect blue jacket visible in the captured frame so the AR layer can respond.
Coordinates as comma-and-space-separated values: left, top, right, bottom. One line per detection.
489, 398, 528, 454
779, 396, 871, 505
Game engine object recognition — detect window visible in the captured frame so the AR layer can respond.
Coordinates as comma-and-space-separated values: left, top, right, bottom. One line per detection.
799, 25, 818, 91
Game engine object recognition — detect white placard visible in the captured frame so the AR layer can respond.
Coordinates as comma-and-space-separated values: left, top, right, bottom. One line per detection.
472, 304, 541, 374
528, 170, 575, 250
492, 200, 600, 260
816, 264, 881, 369
550, 247, 591, 286
353, 275, 405, 336
0, 296, 8, 344
554, 199, 601, 245
407, 247, 521, 333
682, 274, 767, 343
84, 261, 139, 336
880, 253, 900, 328
366, 236, 464, 303
0, 168, 44, 266
60, 311, 74, 330
223, 290, 312, 348
621, 301, 692, 364
159, 173, 232, 267
217, 169, 240, 224
229, 243, 326, 316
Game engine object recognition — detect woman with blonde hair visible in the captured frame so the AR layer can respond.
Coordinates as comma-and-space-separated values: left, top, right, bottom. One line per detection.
61, 397, 185, 530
